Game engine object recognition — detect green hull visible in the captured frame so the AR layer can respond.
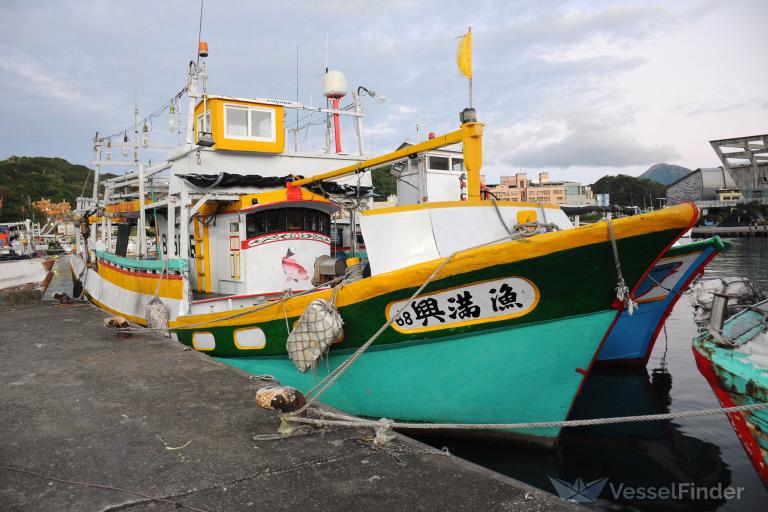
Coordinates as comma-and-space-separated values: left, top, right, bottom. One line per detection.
175, 229, 683, 356
221, 310, 617, 447
170, 204, 698, 447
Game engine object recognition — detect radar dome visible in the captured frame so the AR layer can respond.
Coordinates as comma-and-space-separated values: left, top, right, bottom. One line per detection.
323, 70, 347, 98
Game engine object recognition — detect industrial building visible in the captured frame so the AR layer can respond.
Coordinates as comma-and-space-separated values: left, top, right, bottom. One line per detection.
666, 134, 768, 206
665, 167, 740, 206
710, 134, 768, 203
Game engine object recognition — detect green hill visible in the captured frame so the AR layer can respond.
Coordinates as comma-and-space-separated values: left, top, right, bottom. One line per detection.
591, 174, 666, 208
639, 163, 691, 185
0, 156, 106, 222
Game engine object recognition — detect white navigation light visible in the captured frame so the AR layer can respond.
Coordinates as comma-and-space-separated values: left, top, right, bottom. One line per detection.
323, 70, 347, 99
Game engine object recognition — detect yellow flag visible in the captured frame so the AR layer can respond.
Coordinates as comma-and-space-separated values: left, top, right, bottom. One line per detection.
457, 30, 472, 79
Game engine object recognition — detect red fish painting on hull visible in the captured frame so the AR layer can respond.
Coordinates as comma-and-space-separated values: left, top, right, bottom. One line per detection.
282, 249, 309, 282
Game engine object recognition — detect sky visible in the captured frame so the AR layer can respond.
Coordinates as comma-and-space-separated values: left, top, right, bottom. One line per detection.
1, 0, 766, 185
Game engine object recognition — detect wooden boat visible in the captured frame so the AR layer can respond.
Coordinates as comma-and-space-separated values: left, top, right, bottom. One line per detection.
71, 41, 698, 448
597, 236, 728, 366
693, 299, 768, 486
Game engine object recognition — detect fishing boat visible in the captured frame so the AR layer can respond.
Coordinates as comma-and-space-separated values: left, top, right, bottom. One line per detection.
71, 40, 698, 448
0, 220, 54, 301
597, 236, 728, 366
693, 298, 768, 486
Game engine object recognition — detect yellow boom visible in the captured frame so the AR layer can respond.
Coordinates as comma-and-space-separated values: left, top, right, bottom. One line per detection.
292, 121, 484, 202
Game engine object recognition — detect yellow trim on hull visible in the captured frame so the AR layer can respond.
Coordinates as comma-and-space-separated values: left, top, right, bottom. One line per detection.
169, 203, 697, 330
98, 262, 183, 300
362, 200, 561, 217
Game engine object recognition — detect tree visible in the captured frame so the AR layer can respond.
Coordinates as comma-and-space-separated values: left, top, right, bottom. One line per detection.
0, 156, 114, 221
591, 174, 666, 208
371, 168, 397, 200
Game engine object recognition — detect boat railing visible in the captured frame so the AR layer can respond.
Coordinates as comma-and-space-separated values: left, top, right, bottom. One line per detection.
95, 250, 189, 272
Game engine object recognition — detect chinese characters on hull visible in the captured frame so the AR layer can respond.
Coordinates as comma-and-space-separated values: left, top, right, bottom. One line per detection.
390, 277, 538, 332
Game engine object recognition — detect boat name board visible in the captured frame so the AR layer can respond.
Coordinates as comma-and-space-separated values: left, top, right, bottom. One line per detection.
386, 276, 539, 334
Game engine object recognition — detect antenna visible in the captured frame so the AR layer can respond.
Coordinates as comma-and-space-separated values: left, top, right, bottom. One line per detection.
295, 43, 299, 152
132, 0, 139, 164
196, 0, 205, 65
324, 33, 330, 153
325, 32, 329, 72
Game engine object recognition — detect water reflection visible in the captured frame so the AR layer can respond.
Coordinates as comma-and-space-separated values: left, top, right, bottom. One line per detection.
415, 366, 731, 511
559, 367, 731, 511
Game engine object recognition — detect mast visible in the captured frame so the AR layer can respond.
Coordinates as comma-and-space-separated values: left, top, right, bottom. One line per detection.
91, 134, 101, 201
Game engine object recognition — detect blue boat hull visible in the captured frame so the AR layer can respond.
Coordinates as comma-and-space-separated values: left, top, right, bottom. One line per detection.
598, 239, 723, 366
219, 310, 618, 448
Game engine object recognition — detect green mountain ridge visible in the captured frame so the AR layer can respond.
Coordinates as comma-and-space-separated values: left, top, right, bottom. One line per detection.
0, 156, 107, 222
639, 163, 692, 185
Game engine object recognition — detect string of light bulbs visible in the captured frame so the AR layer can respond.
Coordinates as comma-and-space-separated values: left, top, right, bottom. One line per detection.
97, 86, 188, 159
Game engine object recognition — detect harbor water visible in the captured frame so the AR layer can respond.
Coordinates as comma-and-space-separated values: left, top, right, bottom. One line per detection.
415, 237, 768, 510
45, 240, 768, 510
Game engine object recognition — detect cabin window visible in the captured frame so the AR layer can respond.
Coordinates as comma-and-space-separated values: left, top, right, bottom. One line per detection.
246, 208, 330, 239
225, 106, 249, 137
246, 212, 267, 238
318, 214, 329, 235
266, 210, 285, 233
451, 158, 464, 172
305, 211, 320, 232
250, 110, 273, 139
286, 209, 304, 231
224, 104, 275, 141
428, 156, 449, 171
196, 111, 211, 134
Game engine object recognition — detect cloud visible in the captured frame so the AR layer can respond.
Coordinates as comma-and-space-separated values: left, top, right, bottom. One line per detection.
0, 0, 763, 180
487, 104, 679, 169
0, 55, 82, 102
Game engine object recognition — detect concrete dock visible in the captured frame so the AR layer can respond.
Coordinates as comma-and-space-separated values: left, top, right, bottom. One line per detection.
0, 302, 575, 511
692, 225, 768, 238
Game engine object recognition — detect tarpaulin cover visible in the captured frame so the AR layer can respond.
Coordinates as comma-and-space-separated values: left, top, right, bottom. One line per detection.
560, 205, 638, 216
179, 172, 376, 197
308, 182, 376, 197
179, 173, 300, 189
178, 172, 376, 197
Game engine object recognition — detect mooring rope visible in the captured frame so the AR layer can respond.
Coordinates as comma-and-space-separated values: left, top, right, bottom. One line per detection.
288, 226, 566, 417
603, 217, 637, 315
288, 215, 639, 416
281, 402, 768, 433
288, 250, 461, 416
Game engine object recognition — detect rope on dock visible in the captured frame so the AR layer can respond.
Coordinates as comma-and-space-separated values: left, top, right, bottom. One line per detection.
282, 401, 768, 433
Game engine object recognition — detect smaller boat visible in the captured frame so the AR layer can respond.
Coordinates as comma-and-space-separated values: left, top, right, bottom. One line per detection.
0, 221, 55, 301
597, 236, 728, 366
693, 297, 768, 486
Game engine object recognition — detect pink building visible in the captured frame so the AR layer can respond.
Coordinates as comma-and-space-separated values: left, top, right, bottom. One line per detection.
486, 172, 593, 205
